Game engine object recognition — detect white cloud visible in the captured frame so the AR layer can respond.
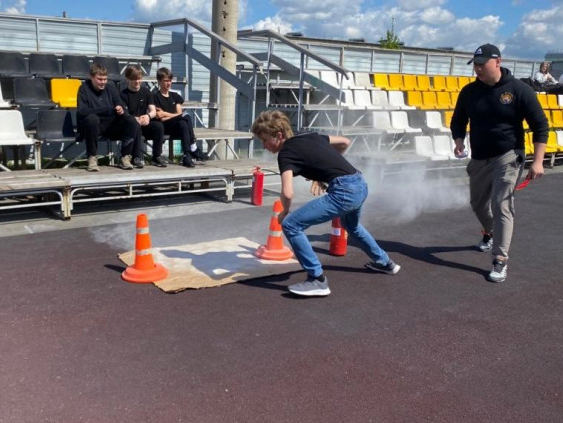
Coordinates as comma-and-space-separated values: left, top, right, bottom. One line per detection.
397, 0, 447, 12
1, 0, 26, 14
132, 0, 248, 27
252, 15, 293, 35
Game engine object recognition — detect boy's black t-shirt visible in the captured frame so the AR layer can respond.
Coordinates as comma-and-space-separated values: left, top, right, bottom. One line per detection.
153, 91, 184, 114
120, 86, 154, 117
277, 132, 357, 183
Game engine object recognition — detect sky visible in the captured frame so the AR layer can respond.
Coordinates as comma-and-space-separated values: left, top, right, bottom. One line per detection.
1, 0, 563, 60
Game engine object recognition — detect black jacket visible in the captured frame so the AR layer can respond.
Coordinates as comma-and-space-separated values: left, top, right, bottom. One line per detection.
77, 80, 126, 130
451, 67, 548, 159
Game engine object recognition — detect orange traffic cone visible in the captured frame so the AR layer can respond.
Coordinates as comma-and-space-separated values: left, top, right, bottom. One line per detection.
255, 199, 294, 261
122, 213, 169, 283
329, 217, 347, 256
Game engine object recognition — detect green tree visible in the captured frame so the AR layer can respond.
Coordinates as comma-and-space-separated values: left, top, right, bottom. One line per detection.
379, 18, 403, 50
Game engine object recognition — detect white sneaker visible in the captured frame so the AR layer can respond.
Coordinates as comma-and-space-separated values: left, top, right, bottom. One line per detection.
488, 259, 507, 283
477, 231, 493, 252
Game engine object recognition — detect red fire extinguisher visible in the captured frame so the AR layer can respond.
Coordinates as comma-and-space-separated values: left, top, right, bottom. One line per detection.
251, 167, 264, 206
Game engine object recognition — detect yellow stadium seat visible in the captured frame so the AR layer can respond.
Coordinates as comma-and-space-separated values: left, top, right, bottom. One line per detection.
432, 75, 447, 91
545, 110, 553, 128
403, 74, 418, 91
51, 78, 81, 108
547, 94, 560, 109
537, 93, 549, 109
416, 75, 431, 91
445, 76, 459, 91
457, 76, 471, 89
524, 132, 534, 156
421, 91, 438, 109
450, 91, 459, 106
436, 91, 453, 109
406, 90, 424, 108
552, 110, 563, 128
546, 131, 558, 153
373, 73, 390, 90
388, 74, 404, 90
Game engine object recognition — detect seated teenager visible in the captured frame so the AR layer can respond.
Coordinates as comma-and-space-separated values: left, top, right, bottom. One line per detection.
77, 63, 141, 171
121, 65, 167, 167
153, 67, 207, 167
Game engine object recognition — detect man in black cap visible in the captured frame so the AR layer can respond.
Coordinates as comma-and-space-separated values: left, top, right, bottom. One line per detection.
450, 43, 548, 283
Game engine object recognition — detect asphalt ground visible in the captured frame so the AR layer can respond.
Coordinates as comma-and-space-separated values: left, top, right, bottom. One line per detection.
0, 167, 562, 423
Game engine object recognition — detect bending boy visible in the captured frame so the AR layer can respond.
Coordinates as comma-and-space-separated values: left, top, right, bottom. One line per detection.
251, 110, 400, 297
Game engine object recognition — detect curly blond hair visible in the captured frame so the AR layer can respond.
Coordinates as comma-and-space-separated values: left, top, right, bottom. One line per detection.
251, 110, 294, 141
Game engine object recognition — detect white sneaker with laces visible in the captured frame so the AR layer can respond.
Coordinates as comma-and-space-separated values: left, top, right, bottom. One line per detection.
488, 259, 507, 283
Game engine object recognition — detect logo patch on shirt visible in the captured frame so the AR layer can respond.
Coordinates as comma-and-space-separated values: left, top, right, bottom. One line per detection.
499, 92, 513, 104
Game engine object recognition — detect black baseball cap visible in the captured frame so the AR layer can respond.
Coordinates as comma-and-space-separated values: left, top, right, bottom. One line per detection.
467, 43, 501, 65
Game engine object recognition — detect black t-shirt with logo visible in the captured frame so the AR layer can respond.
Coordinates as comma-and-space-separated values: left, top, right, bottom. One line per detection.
120, 86, 154, 117
278, 132, 357, 183
153, 91, 184, 114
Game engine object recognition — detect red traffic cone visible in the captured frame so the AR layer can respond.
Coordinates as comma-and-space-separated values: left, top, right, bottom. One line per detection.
329, 217, 347, 256
255, 200, 294, 261
122, 213, 168, 283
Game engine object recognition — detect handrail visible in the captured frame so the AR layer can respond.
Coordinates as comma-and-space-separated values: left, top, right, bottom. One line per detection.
150, 18, 263, 69
238, 29, 349, 78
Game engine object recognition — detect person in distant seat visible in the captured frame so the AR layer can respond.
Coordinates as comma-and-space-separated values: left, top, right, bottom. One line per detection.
153, 67, 207, 167
121, 65, 167, 167
534, 61, 557, 85
77, 63, 141, 172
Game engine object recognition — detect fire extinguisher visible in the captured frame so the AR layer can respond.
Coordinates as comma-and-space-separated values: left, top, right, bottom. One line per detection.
251, 166, 264, 206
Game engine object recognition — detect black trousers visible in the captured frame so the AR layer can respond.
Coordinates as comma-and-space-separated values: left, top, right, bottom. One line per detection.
140, 120, 165, 159
80, 114, 140, 157
161, 115, 196, 155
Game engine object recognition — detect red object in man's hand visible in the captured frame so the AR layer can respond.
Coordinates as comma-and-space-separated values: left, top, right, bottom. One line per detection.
515, 176, 531, 191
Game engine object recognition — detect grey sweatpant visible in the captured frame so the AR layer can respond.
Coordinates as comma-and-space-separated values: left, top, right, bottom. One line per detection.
466, 149, 524, 259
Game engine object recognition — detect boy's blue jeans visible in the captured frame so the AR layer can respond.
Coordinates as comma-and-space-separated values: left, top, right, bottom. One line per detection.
281, 172, 390, 278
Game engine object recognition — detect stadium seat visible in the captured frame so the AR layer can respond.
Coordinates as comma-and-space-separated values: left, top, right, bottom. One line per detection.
445, 76, 459, 91
524, 132, 534, 156
51, 78, 81, 108
458, 76, 471, 90
537, 93, 549, 109
354, 72, 375, 89
436, 91, 453, 109
0, 109, 37, 170
13, 77, 56, 108
556, 130, 563, 151
390, 111, 422, 134
402, 74, 418, 91
0, 51, 30, 78
372, 111, 403, 134
551, 110, 563, 128
371, 90, 392, 109
432, 134, 456, 159
425, 111, 450, 133
443, 110, 454, 127
416, 75, 431, 91
36, 109, 78, 168
388, 74, 404, 91
353, 89, 375, 109
0, 83, 10, 108
406, 90, 423, 108
450, 91, 459, 107
432, 75, 447, 91
62, 54, 91, 79
388, 90, 414, 110
421, 91, 438, 109
546, 131, 559, 167
373, 73, 390, 90
547, 94, 560, 109
29, 53, 62, 79
414, 135, 446, 160
93, 56, 124, 82
340, 72, 357, 89
319, 70, 340, 88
